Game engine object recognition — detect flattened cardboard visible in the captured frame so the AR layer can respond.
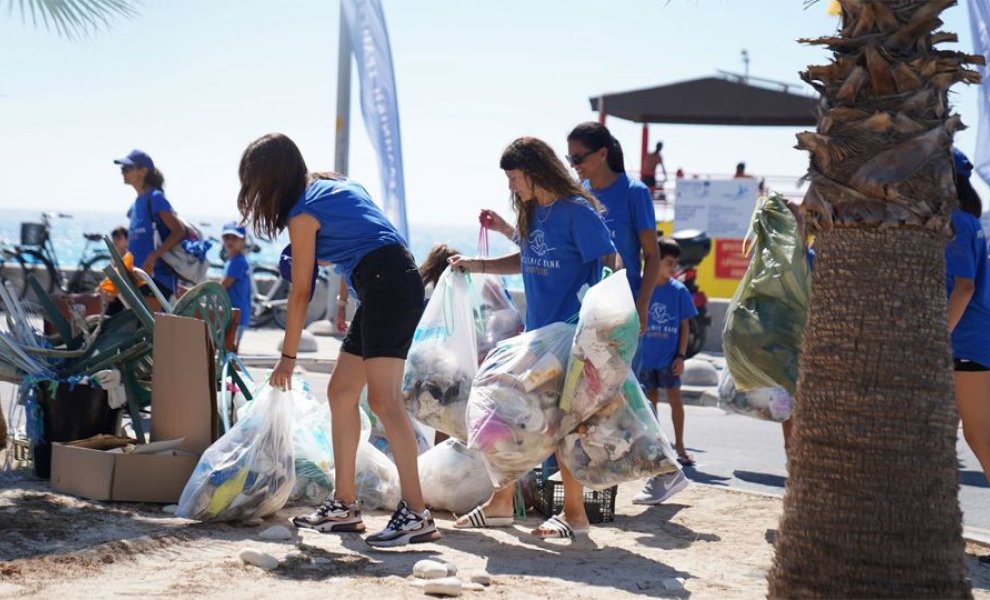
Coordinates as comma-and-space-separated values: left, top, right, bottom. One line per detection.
51, 313, 218, 503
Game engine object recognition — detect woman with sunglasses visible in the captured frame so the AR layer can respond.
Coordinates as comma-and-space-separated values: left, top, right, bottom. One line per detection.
237, 133, 438, 548
115, 149, 185, 300
450, 136, 618, 541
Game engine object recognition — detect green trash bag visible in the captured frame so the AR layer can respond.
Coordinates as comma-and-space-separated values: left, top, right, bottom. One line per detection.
722, 194, 811, 396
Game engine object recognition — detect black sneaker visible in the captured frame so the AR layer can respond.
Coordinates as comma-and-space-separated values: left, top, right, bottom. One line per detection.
365, 500, 441, 548
292, 496, 365, 532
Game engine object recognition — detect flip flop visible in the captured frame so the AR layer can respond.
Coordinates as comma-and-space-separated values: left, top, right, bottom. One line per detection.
532, 515, 589, 541
452, 506, 513, 529
677, 453, 695, 467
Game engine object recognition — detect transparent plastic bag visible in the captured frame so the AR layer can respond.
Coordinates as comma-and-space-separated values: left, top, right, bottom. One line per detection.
466, 322, 576, 487
361, 388, 432, 459
560, 371, 680, 490
418, 439, 494, 514
717, 369, 793, 422
474, 274, 524, 364
354, 440, 401, 510
177, 383, 295, 522
403, 268, 481, 441
560, 270, 640, 430
723, 194, 810, 395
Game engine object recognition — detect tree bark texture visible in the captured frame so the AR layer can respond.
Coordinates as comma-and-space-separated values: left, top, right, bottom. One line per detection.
768, 228, 967, 598
767, 1, 983, 597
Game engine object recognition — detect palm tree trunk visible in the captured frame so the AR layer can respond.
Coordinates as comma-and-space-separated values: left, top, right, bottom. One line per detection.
767, 1, 983, 597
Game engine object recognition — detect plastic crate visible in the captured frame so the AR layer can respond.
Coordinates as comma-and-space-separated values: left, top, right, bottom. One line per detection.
531, 467, 617, 524
12, 436, 33, 464
21, 222, 47, 246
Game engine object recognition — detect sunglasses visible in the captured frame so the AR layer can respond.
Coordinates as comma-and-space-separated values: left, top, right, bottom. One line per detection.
565, 149, 598, 167
120, 165, 136, 173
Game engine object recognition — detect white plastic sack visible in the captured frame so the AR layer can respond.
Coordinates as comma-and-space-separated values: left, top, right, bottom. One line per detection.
474, 274, 524, 364
177, 383, 295, 522
418, 439, 494, 514
560, 371, 680, 490
403, 268, 480, 441
361, 389, 432, 459
288, 385, 336, 507
717, 370, 793, 423
560, 271, 640, 432
355, 441, 401, 510
466, 322, 576, 487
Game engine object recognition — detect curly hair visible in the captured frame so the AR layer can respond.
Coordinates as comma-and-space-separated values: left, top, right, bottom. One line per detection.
499, 137, 602, 245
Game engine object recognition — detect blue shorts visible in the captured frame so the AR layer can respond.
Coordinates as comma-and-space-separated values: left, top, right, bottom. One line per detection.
637, 365, 681, 390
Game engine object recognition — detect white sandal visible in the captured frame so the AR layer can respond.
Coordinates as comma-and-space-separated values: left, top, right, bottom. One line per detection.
452, 506, 514, 529
532, 515, 589, 540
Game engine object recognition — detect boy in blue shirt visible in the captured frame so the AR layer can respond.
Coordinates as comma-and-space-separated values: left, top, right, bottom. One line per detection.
221, 222, 252, 350
633, 237, 697, 505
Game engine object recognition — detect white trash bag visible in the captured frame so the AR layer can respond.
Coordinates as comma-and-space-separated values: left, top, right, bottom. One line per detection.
177, 383, 295, 522
717, 370, 793, 423
418, 439, 494, 514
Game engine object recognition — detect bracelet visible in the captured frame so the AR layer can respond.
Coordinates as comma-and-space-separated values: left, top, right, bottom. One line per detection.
336, 295, 347, 308
281, 352, 297, 360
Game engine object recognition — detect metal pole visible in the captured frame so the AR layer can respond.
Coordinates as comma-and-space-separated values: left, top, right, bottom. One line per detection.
640, 123, 649, 185
334, 3, 352, 175
597, 95, 606, 125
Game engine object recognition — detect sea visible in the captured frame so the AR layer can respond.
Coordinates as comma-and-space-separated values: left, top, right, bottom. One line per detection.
0, 208, 524, 289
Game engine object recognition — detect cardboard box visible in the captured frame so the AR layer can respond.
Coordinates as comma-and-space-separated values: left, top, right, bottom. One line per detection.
51, 314, 218, 503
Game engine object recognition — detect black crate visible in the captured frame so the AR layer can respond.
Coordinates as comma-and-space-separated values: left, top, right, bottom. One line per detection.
21, 222, 47, 246
531, 467, 617, 524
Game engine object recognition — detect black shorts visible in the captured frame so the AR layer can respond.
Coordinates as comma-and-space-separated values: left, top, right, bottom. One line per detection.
341, 244, 425, 360
954, 358, 990, 372
642, 175, 657, 188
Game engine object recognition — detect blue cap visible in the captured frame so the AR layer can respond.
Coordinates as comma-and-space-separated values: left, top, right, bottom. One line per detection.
278, 244, 318, 301
952, 147, 973, 179
113, 149, 155, 171
221, 221, 247, 239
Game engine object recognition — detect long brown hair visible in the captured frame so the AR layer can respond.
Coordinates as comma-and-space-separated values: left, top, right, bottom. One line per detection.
237, 133, 309, 239
418, 243, 461, 288
499, 137, 602, 245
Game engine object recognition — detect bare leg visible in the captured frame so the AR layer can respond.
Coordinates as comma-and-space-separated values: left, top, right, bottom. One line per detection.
645, 387, 660, 413
327, 351, 366, 504
556, 452, 590, 528
453, 485, 515, 526
666, 387, 688, 458
364, 356, 426, 512
956, 371, 990, 484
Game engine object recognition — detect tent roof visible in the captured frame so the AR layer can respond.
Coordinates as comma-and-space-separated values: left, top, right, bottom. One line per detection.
589, 76, 818, 126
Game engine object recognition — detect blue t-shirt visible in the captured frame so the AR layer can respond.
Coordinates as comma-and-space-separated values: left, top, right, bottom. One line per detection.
224, 253, 252, 326
946, 209, 990, 366
287, 179, 406, 285
127, 188, 176, 292
584, 174, 656, 294
638, 279, 698, 368
521, 196, 616, 330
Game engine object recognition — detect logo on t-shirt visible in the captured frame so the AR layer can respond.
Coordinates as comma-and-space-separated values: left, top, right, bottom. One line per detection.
650, 302, 674, 326
522, 228, 561, 276
528, 229, 556, 257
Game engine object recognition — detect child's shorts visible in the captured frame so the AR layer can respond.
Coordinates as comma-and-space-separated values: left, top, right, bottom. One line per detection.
637, 365, 681, 391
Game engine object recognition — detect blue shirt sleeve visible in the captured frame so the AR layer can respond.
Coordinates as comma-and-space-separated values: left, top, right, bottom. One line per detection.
631, 185, 656, 234
947, 224, 977, 279
679, 285, 698, 319
224, 254, 249, 280
570, 200, 617, 264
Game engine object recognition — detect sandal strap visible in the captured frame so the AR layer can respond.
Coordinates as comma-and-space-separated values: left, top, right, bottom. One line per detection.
465, 507, 487, 528
537, 515, 575, 540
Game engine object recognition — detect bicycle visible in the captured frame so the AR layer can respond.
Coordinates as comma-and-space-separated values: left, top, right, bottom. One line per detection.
0, 213, 112, 299
207, 237, 328, 329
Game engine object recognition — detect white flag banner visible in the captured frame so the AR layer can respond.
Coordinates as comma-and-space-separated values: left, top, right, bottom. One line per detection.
969, 0, 990, 187
341, 0, 409, 240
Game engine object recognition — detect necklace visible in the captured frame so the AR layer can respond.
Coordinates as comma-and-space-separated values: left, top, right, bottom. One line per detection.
535, 199, 557, 224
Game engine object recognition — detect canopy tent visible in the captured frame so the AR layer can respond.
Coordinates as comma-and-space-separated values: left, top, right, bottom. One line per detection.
589, 75, 818, 127
589, 75, 819, 179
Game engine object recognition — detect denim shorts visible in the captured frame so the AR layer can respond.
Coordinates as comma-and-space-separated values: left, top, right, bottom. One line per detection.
341, 244, 425, 360
636, 365, 681, 390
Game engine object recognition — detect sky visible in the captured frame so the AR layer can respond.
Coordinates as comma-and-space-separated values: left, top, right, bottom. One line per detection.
0, 0, 987, 227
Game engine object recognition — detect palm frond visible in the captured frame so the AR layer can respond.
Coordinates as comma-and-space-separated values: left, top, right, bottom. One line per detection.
3, 0, 139, 39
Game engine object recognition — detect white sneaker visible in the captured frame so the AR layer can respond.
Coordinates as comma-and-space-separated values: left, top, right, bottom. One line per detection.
365, 500, 441, 547
632, 470, 689, 505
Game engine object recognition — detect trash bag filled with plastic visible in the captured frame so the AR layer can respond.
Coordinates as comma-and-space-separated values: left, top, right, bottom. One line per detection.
288, 383, 373, 507
474, 274, 524, 364
354, 440, 401, 510
723, 194, 810, 396
560, 371, 680, 490
717, 369, 793, 423
560, 271, 640, 431
177, 383, 295, 522
418, 439, 494, 514
466, 322, 576, 487
403, 268, 481, 441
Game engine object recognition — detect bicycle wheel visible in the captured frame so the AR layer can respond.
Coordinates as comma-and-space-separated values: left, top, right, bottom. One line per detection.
250, 266, 282, 327
69, 253, 112, 294
17, 248, 57, 300
0, 250, 27, 299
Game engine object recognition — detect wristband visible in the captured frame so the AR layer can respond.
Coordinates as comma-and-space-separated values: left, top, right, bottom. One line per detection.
281, 352, 297, 360
336, 295, 347, 308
